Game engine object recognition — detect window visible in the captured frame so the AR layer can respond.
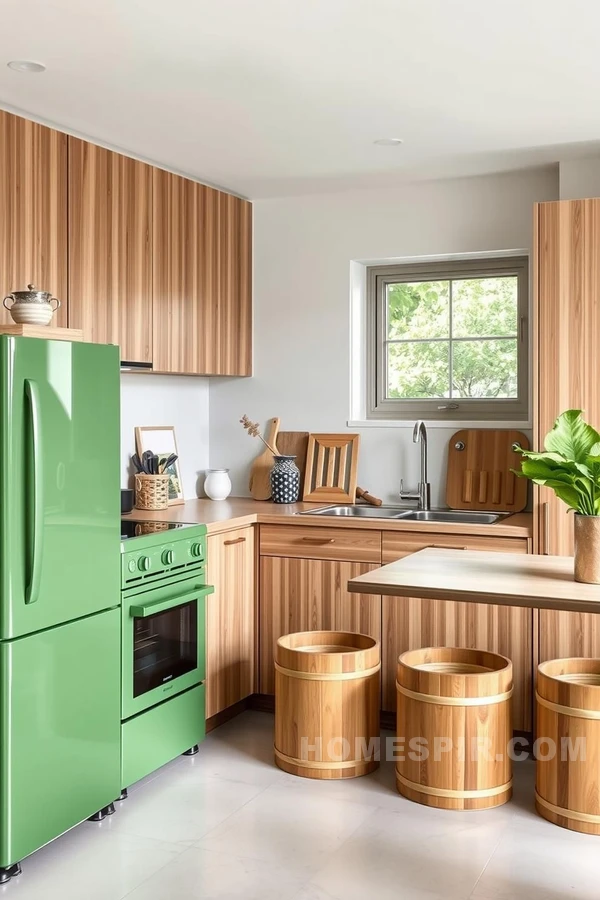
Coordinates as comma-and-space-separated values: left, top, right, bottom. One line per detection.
367, 255, 529, 422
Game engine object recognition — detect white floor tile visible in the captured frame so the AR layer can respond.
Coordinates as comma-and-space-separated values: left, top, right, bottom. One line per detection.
123, 846, 306, 900
107, 773, 265, 844
196, 782, 376, 880
470, 820, 600, 900
5, 826, 183, 900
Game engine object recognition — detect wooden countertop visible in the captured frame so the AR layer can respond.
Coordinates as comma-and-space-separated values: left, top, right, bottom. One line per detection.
348, 547, 600, 614
124, 497, 532, 538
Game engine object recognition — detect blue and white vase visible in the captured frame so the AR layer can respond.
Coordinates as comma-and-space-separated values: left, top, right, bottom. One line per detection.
270, 455, 301, 503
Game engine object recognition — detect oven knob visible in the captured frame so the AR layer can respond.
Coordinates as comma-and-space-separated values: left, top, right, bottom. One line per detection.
162, 549, 174, 566
138, 556, 151, 572
127, 559, 137, 573
190, 542, 203, 559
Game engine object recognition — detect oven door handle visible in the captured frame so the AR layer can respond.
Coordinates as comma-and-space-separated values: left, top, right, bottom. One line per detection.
130, 584, 214, 618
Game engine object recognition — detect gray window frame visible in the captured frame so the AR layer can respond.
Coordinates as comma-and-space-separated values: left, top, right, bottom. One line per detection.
366, 255, 529, 422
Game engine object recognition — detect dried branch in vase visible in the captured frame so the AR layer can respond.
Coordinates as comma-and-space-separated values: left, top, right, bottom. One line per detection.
240, 415, 278, 455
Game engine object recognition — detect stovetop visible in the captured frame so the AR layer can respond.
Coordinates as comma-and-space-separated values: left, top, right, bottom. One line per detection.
121, 520, 199, 541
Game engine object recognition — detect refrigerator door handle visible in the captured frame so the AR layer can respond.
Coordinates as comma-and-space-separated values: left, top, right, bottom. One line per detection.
24, 379, 44, 605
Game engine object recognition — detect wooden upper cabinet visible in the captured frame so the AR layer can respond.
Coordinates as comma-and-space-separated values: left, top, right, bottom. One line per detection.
535, 199, 600, 661
152, 167, 252, 375
0, 110, 67, 326
68, 138, 152, 362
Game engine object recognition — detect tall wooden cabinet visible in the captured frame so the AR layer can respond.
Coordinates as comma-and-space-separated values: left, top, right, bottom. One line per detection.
0, 110, 67, 325
535, 199, 600, 661
205, 526, 256, 719
68, 139, 153, 362
152, 168, 252, 376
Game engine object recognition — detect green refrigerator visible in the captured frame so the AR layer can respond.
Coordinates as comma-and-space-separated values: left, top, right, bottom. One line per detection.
0, 336, 121, 878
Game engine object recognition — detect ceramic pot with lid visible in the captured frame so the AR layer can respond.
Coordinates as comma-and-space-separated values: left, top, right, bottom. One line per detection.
3, 284, 61, 326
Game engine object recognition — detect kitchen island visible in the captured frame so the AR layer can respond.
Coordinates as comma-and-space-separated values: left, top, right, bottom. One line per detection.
347, 547, 600, 615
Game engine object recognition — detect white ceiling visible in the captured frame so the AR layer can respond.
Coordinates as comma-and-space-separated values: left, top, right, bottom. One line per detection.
1, 0, 599, 198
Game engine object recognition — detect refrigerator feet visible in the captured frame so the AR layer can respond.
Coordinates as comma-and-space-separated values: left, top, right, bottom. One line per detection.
88, 802, 116, 822
116, 788, 128, 801
0, 863, 22, 884
182, 745, 199, 756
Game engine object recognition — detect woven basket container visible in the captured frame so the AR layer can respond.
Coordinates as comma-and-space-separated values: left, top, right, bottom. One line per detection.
134, 474, 170, 510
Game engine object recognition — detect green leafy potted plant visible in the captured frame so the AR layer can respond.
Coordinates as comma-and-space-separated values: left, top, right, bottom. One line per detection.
514, 409, 600, 584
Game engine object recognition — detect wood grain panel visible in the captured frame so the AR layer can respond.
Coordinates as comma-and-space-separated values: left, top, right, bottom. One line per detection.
259, 556, 382, 695
152, 169, 252, 375
535, 199, 600, 658
0, 110, 67, 326
205, 526, 255, 718
446, 429, 529, 512
260, 524, 381, 563
68, 138, 152, 361
380, 532, 532, 729
382, 530, 528, 564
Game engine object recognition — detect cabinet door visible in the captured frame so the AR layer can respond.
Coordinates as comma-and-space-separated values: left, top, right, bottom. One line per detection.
0, 110, 67, 326
259, 556, 381, 695
205, 527, 255, 718
535, 199, 600, 659
152, 170, 252, 375
380, 533, 533, 730
68, 138, 152, 362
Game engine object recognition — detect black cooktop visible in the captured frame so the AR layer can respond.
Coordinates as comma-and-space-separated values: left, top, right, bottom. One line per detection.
120, 520, 198, 541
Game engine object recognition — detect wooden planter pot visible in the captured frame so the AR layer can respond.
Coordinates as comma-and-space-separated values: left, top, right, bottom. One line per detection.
396, 647, 513, 810
536, 657, 600, 835
274, 631, 380, 779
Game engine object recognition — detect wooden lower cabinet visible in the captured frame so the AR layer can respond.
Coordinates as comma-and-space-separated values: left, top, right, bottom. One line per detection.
205, 527, 255, 719
259, 556, 382, 696
381, 531, 533, 731
539, 610, 600, 663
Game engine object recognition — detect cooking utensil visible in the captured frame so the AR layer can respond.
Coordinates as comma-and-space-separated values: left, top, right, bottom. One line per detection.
3, 284, 61, 326
356, 486, 382, 507
445, 429, 530, 512
132, 453, 144, 474
276, 432, 309, 487
303, 433, 360, 503
249, 417, 280, 501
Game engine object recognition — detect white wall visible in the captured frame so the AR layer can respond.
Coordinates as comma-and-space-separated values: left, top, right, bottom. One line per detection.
209, 167, 558, 505
120, 374, 210, 499
559, 158, 600, 200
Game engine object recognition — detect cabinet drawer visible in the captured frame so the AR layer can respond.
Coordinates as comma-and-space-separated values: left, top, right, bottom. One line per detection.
382, 531, 528, 564
260, 525, 381, 563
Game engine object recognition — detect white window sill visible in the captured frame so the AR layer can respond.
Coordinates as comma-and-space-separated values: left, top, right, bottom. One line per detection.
347, 419, 532, 429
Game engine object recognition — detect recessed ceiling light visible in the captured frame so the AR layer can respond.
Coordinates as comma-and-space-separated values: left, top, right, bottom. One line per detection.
7, 60, 46, 74
374, 138, 403, 146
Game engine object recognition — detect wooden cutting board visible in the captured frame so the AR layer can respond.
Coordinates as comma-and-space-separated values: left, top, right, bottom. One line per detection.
446, 429, 530, 512
248, 417, 280, 501
303, 433, 360, 503
276, 431, 309, 486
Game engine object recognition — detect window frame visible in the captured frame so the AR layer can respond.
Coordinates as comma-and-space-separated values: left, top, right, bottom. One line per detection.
366, 255, 529, 422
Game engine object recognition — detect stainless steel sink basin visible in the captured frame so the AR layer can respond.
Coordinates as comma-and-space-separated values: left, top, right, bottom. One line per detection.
299, 506, 508, 524
400, 510, 508, 525
299, 505, 412, 519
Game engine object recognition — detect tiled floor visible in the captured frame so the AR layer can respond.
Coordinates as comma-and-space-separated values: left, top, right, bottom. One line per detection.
6, 711, 599, 899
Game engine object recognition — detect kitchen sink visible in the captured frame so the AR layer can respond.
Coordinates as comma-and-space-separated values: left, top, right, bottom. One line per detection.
299, 506, 508, 524
390, 510, 508, 525
299, 505, 412, 519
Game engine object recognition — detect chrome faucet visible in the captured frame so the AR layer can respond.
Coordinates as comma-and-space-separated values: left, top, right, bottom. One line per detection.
399, 420, 431, 510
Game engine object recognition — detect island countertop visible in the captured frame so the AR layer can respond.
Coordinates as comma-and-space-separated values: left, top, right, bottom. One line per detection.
347, 547, 600, 615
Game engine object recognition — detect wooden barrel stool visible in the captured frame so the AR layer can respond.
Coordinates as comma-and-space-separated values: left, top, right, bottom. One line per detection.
536, 658, 600, 835
396, 647, 513, 810
274, 631, 380, 779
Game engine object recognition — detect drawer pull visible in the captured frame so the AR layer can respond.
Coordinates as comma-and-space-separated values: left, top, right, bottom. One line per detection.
301, 537, 335, 545
224, 537, 246, 546
431, 544, 467, 550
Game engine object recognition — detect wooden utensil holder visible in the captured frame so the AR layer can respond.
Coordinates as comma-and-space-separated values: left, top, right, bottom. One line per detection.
134, 474, 170, 510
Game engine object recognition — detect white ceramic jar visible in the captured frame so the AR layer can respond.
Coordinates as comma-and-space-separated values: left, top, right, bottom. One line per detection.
204, 468, 232, 501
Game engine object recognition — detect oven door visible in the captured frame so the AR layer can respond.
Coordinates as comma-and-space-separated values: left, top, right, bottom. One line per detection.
122, 581, 213, 720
